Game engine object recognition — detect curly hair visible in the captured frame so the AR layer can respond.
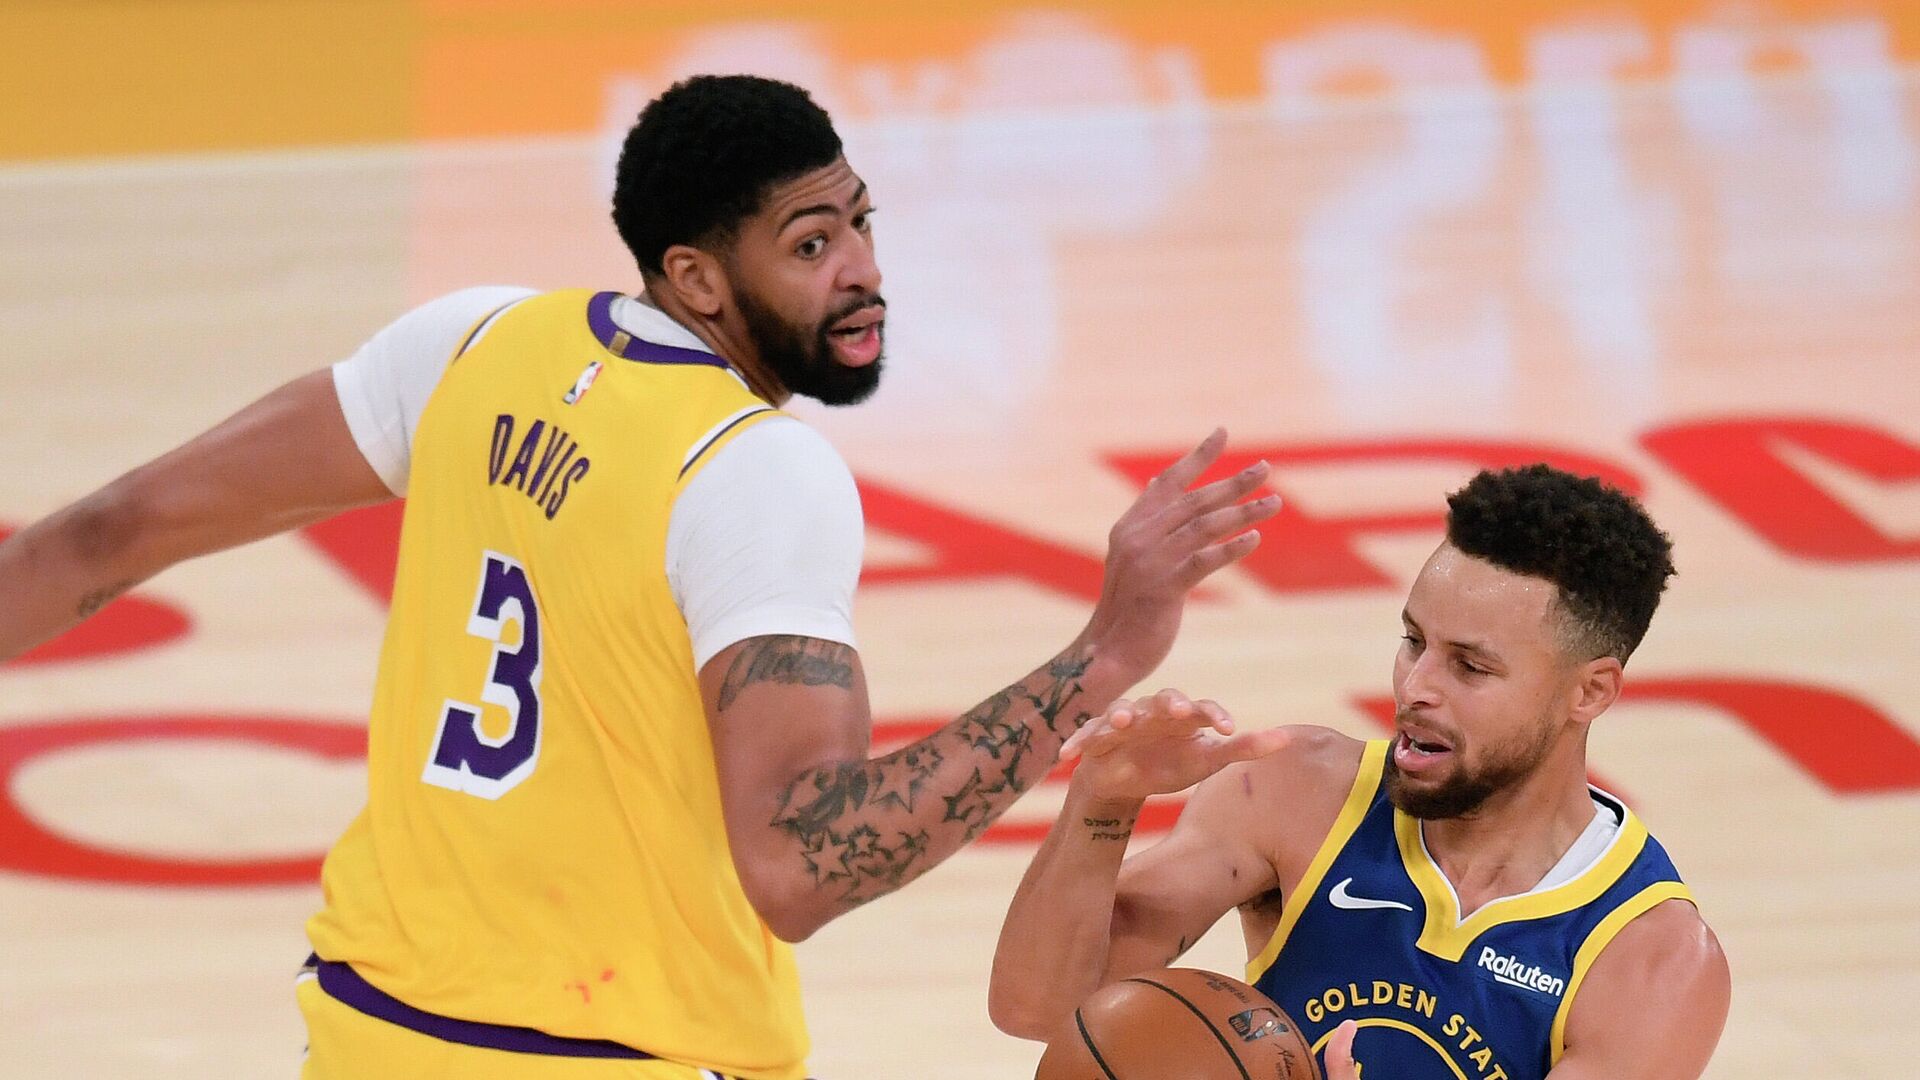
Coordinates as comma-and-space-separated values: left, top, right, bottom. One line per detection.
1445, 465, 1676, 663
612, 75, 844, 274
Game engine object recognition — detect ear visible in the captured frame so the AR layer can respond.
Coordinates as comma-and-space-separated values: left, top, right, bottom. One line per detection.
1568, 655, 1624, 728
657, 244, 729, 318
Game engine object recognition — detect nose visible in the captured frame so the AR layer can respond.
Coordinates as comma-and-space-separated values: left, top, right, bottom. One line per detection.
837, 231, 882, 296
1396, 649, 1442, 712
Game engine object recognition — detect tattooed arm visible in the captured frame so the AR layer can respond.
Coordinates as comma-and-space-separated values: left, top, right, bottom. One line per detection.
702, 636, 1127, 941
700, 431, 1282, 942
0, 371, 390, 661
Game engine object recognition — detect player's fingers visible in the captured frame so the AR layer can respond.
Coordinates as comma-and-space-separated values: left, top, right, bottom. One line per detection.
1143, 428, 1228, 504
1196, 699, 1234, 736
1174, 529, 1264, 589
1062, 706, 1121, 758
1173, 495, 1283, 552
1060, 723, 1100, 760
1324, 1019, 1359, 1080
1146, 688, 1197, 727
1155, 459, 1272, 528
1075, 722, 1141, 759
1213, 725, 1290, 768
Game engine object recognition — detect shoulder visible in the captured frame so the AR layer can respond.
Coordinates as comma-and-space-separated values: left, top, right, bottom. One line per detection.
1222, 725, 1371, 812
669, 417, 862, 576
1583, 896, 1728, 996
342, 286, 538, 372
1560, 897, 1730, 1072
693, 415, 856, 495
381, 286, 538, 344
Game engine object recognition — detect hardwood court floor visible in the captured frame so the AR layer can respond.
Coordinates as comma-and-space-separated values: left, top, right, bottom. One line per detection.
1, 72, 1916, 1079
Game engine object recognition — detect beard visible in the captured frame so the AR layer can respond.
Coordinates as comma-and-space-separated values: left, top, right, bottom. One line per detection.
1383, 712, 1558, 820
735, 284, 885, 407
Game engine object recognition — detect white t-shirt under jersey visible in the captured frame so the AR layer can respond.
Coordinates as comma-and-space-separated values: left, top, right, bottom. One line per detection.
330, 286, 863, 670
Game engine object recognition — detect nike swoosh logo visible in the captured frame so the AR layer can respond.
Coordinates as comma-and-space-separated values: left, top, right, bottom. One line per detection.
1327, 877, 1414, 912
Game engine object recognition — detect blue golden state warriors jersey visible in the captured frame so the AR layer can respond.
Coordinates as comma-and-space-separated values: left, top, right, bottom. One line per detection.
1249, 741, 1692, 1080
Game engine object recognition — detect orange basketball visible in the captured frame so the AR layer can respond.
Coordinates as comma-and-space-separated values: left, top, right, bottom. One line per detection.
1035, 968, 1322, 1080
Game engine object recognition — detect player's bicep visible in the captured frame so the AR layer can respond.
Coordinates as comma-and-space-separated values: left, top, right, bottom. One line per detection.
1106, 762, 1280, 979
1551, 899, 1730, 1080
699, 636, 873, 909
677, 418, 869, 873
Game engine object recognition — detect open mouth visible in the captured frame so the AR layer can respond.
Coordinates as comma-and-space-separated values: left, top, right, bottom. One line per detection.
1393, 729, 1454, 771
826, 305, 885, 367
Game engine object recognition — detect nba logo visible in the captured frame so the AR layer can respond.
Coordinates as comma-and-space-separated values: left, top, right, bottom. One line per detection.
563, 361, 604, 404
1229, 1007, 1285, 1041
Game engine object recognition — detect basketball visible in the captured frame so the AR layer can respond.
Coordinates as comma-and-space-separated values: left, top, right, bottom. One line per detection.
1034, 969, 1322, 1080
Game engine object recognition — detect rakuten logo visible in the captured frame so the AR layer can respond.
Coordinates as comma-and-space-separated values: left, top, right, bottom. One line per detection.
1477, 947, 1566, 997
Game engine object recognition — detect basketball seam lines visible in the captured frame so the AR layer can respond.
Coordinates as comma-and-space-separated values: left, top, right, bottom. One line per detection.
1126, 978, 1253, 1080
1076, 1008, 1122, 1080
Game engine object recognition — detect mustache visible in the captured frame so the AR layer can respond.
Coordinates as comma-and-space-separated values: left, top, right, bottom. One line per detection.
1394, 708, 1458, 742
823, 295, 887, 327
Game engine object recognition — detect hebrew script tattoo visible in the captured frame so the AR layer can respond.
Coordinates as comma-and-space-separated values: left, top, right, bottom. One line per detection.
1082, 814, 1136, 843
765, 649, 1095, 907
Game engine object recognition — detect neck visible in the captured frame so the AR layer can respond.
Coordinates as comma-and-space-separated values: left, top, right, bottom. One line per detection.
635, 284, 792, 406
1420, 734, 1596, 911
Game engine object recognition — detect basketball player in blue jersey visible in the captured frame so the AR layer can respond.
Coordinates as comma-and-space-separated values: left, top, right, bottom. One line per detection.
0, 76, 1281, 1078
991, 466, 1731, 1080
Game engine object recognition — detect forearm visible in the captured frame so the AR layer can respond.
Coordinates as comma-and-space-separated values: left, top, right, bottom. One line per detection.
1, 372, 393, 664
762, 643, 1131, 934
0, 479, 161, 661
989, 778, 1142, 1040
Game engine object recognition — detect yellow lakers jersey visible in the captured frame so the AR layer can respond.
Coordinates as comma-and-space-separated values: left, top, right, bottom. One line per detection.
307, 290, 807, 1079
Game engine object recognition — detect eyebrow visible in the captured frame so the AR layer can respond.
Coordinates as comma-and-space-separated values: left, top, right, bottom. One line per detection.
777, 181, 868, 235
1402, 610, 1505, 664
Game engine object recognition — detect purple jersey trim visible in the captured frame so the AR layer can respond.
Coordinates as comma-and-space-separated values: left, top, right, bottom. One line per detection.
587, 291, 730, 367
309, 955, 656, 1060
678, 406, 777, 481
454, 297, 530, 360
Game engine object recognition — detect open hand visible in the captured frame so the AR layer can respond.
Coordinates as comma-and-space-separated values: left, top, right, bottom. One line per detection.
1080, 429, 1280, 684
1062, 689, 1289, 803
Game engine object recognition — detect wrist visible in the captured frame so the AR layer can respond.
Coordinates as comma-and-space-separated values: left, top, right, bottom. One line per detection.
1066, 770, 1148, 820
1066, 628, 1140, 706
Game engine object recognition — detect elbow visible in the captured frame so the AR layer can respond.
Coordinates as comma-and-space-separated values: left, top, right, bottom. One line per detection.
760, 904, 828, 944
989, 994, 1068, 1044
987, 971, 1073, 1043
737, 873, 833, 944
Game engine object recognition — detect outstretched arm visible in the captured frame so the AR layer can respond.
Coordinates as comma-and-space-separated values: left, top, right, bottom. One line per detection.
702, 432, 1283, 942
0, 370, 391, 661
704, 637, 1123, 942
987, 692, 1292, 1040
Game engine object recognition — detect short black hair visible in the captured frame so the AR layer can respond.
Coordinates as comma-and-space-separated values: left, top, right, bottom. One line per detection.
612, 75, 844, 275
1445, 465, 1676, 663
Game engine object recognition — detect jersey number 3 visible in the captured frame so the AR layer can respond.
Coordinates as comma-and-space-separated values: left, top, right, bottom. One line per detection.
422, 551, 543, 799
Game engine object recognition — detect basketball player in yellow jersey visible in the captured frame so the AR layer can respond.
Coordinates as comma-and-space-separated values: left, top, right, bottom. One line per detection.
0, 76, 1282, 1078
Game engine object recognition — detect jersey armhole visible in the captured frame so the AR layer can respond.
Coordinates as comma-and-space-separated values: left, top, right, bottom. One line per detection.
452, 295, 533, 363
676, 405, 782, 485
1547, 881, 1696, 1065
1246, 739, 1391, 983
